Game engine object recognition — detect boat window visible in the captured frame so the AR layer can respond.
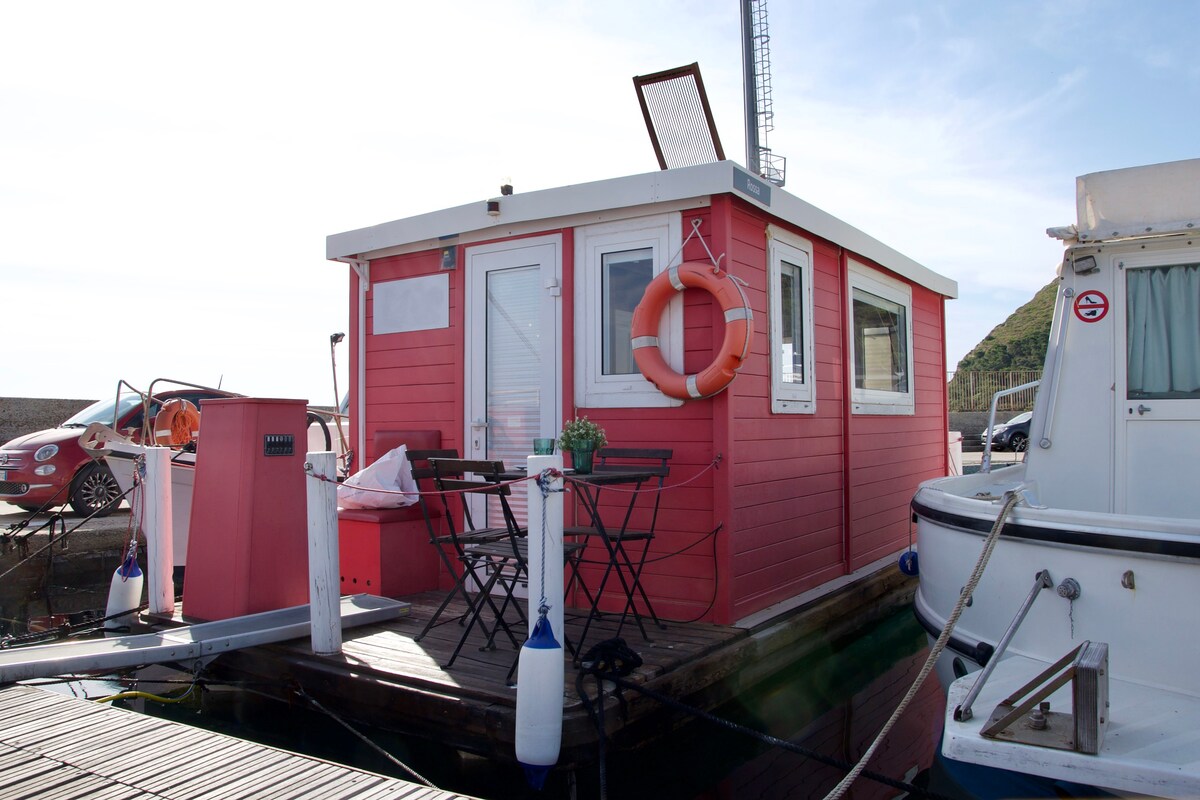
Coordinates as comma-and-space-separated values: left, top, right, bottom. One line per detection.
574, 214, 683, 408
767, 227, 815, 413
1127, 262, 1200, 399
848, 261, 915, 415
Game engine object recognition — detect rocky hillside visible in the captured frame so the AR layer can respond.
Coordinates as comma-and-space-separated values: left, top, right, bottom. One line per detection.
947, 279, 1057, 412
955, 279, 1057, 372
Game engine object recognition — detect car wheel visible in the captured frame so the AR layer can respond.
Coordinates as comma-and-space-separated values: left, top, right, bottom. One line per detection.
69, 463, 122, 517
1010, 432, 1028, 453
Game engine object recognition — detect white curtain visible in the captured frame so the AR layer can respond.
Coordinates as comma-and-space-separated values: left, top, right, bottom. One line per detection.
1127, 263, 1200, 397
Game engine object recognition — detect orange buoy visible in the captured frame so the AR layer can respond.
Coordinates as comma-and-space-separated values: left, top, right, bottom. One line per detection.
630, 260, 753, 400
153, 398, 200, 446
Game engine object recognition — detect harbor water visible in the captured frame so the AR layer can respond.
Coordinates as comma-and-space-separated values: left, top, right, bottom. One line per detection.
125, 607, 947, 799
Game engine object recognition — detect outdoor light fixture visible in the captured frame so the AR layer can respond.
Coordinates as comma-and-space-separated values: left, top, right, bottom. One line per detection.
1072, 255, 1099, 275
486, 199, 501, 216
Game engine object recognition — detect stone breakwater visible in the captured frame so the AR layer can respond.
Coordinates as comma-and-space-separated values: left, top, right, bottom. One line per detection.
0, 397, 96, 446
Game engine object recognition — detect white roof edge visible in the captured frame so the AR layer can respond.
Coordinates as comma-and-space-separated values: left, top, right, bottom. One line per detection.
326, 160, 958, 298
769, 188, 959, 298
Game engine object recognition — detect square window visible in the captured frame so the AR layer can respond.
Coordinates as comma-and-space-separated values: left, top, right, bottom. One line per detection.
848, 261, 914, 414
768, 228, 815, 413
853, 288, 908, 393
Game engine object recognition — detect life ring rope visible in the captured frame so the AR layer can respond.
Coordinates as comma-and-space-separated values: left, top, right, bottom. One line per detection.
630, 260, 754, 401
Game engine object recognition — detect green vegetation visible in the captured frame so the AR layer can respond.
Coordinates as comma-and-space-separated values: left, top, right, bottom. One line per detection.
948, 279, 1058, 411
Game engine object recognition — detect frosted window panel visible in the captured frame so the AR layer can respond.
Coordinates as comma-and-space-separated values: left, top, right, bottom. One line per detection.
373, 274, 450, 334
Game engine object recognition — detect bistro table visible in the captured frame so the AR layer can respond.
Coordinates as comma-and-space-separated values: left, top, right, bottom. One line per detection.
505, 463, 664, 659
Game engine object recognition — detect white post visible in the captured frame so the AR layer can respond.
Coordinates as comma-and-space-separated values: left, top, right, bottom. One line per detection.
142, 446, 175, 615
525, 455, 565, 643
306, 450, 342, 655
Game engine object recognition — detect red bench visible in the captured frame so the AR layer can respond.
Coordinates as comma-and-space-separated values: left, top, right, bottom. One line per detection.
337, 430, 441, 597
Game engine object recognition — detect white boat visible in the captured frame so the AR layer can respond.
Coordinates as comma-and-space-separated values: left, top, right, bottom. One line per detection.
913, 159, 1200, 798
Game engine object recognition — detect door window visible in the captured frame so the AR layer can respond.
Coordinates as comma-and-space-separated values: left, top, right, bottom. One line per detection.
1127, 262, 1200, 399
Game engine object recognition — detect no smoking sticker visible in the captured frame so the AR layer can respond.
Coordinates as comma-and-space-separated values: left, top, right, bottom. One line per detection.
1073, 291, 1109, 323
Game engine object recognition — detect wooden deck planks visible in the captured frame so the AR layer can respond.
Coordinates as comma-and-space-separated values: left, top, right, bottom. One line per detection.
0, 686, 476, 800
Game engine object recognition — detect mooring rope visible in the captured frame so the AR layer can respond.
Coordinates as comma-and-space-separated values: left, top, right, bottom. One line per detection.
819, 489, 1023, 800
292, 684, 439, 790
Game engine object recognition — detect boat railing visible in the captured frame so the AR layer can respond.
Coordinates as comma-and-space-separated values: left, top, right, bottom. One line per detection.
982, 380, 1041, 473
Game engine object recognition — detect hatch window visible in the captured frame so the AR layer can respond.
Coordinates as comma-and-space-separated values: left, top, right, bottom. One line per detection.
1127, 262, 1200, 399
848, 261, 915, 414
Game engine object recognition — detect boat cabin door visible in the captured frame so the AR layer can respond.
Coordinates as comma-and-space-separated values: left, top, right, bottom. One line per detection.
464, 236, 563, 526
1116, 252, 1200, 517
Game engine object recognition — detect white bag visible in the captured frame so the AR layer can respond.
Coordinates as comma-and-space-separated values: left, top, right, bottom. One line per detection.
336, 445, 419, 509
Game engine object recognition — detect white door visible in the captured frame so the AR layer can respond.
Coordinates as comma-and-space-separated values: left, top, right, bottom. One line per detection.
465, 236, 562, 525
1116, 254, 1200, 517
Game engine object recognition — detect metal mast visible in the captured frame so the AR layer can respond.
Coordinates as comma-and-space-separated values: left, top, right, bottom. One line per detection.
740, 0, 786, 186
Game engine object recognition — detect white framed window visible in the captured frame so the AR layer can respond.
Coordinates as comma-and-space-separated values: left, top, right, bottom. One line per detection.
768, 227, 816, 413
574, 214, 683, 408
848, 260, 915, 415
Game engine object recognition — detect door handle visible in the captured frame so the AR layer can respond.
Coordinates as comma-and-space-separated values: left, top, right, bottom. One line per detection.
1136, 404, 1152, 416
471, 418, 489, 429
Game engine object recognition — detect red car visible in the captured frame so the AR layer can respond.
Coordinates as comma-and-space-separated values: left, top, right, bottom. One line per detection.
0, 386, 235, 517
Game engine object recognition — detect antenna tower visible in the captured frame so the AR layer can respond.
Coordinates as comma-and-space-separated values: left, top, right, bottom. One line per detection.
741, 0, 786, 186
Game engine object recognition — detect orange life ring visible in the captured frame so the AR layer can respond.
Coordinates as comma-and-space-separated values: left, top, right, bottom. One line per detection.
631, 260, 754, 400
153, 398, 200, 446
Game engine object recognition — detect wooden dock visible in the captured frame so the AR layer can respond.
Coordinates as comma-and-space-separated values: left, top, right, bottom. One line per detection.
0, 684, 476, 799
204, 562, 915, 769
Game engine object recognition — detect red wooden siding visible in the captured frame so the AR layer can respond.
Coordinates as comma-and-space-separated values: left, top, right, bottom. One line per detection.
348, 193, 950, 628
844, 277, 947, 572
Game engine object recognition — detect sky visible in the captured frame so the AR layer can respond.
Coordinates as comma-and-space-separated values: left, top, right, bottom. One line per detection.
3, 1, 1197, 407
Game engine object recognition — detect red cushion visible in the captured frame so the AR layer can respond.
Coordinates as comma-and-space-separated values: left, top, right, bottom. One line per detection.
337, 505, 431, 524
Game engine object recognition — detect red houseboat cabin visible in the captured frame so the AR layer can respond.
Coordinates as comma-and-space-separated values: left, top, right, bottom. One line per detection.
326, 161, 958, 626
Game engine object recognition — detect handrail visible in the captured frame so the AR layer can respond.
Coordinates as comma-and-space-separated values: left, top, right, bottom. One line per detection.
982, 380, 1041, 472
1036, 285, 1073, 451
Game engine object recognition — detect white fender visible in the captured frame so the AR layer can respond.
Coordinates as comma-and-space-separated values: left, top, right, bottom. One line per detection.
104, 554, 143, 632
515, 614, 564, 789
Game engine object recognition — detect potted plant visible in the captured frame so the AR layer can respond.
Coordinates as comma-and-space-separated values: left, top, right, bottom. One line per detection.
557, 416, 607, 473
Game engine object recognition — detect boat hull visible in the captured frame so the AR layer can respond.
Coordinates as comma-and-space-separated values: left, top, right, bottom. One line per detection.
914, 468, 1200, 796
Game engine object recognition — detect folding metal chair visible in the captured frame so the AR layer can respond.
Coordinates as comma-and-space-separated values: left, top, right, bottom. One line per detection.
407, 450, 509, 647
428, 458, 529, 668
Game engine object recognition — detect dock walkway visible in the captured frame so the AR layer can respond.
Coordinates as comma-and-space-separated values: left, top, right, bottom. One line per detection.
0, 684, 475, 799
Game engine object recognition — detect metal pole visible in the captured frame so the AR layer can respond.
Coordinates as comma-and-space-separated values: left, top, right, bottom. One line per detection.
955, 569, 1053, 721
741, 0, 760, 175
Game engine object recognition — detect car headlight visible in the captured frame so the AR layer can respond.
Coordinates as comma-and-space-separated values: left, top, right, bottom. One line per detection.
34, 444, 59, 462
34, 465, 56, 476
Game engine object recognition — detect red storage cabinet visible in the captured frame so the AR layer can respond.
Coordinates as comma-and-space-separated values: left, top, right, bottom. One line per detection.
183, 398, 310, 621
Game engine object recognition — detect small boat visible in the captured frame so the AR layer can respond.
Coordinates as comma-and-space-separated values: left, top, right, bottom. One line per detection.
913, 158, 1200, 798
88, 379, 348, 568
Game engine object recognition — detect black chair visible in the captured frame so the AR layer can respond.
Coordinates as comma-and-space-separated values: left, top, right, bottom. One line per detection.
407, 450, 510, 648
566, 447, 671, 635
428, 458, 531, 668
